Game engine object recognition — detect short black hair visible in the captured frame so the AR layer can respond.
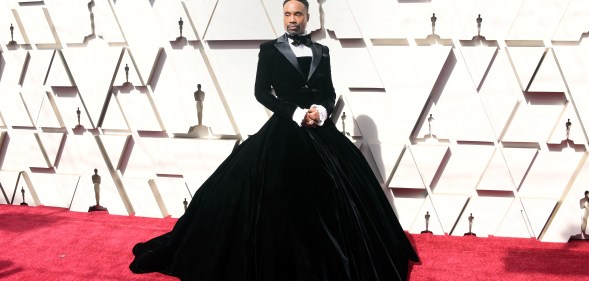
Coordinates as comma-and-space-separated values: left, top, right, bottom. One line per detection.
283, 0, 309, 10
585, 190, 589, 196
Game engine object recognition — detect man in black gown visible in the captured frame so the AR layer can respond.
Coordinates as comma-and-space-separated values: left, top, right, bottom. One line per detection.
130, 1, 418, 280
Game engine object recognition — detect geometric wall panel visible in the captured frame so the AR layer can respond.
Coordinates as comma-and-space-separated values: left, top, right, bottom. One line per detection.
322, 0, 362, 39
527, 49, 567, 93
369, 46, 452, 143
6, 172, 37, 206
458, 46, 498, 91
88, 0, 126, 43
541, 155, 589, 242
410, 145, 449, 189
45, 0, 90, 44
506, 47, 546, 91
123, 178, 163, 218
62, 45, 122, 128
554, 45, 589, 143
152, 1, 198, 42
345, 91, 394, 143
18, 4, 57, 46
152, 177, 192, 218
455, 99, 497, 142
552, 0, 589, 41
0, 171, 25, 205
27, 172, 79, 208
113, 50, 143, 87
547, 104, 584, 144
208, 46, 267, 136
100, 91, 129, 132
389, 148, 427, 190
122, 138, 235, 179
495, 199, 535, 238
114, 0, 165, 49
99, 135, 129, 171
331, 47, 383, 89
477, 148, 517, 191
21, 50, 53, 120
1, 131, 48, 170
408, 197, 445, 235
4, 0, 589, 241
521, 197, 558, 240
34, 92, 62, 129
430, 194, 469, 234
69, 170, 128, 216
0, 50, 29, 87
501, 147, 538, 190
390, 190, 426, 232
150, 48, 235, 135
434, 145, 495, 194
452, 194, 515, 237
114, 87, 162, 132
458, 0, 524, 40
51, 87, 88, 129
46, 51, 74, 87
38, 132, 65, 167
501, 93, 566, 143
205, 0, 274, 40
0, 89, 34, 128
183, 0, 220, 38
423, 50, 478, 140
506, 0, 570, 41
478, 49, 521, 138
518, 150, 584, 199
367, 143, 404, 183
0, 3, 23, 45
345, 0, 404, 40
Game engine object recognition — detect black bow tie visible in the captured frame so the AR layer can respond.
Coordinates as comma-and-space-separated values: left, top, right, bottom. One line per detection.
287, 34, 312, 47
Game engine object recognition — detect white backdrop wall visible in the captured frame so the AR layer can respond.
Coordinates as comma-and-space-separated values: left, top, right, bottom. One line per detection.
1, 0, 589, 242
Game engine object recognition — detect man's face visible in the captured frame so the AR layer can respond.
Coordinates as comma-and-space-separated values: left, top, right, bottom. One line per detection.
283, 1, 308, 35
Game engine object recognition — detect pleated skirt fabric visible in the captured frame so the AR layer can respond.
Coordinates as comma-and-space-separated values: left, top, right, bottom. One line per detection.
130, 115, 419, 281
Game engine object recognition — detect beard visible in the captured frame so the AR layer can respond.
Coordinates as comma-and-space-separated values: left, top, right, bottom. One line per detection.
286, 24, 304, 35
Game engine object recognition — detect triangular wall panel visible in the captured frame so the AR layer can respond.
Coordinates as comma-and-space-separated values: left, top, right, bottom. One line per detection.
205, 0, 274, 40
367, 143, 404, 183
506, 47, 546, 91
322, 0, 362, 39
527, 49, 567, 93
45, 50, 74, 87
477, 149, 517, 191
452, 195, 514, 237
410, 145, 449, 189
63, 46, 122, 127
389, 148, 427, 190
459, 45, 498, 91
409, 197, 445, 235
495, 199, 535, 238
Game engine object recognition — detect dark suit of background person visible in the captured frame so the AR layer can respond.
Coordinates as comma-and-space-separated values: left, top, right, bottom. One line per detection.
130, 1, 418, 280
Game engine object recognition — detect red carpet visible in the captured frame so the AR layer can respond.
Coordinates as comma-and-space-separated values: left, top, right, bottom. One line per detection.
2, 204, 589, 281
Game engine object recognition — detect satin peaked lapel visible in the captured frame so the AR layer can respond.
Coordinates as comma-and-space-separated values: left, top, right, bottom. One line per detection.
308, 43, 323, 80
274, 34, 305, 79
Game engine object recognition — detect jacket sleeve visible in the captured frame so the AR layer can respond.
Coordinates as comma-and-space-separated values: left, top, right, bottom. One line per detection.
254, 43, 298, 120
318, 45, 336, 116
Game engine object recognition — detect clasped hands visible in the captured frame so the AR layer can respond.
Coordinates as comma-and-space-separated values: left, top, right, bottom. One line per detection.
302, 107, 321, 128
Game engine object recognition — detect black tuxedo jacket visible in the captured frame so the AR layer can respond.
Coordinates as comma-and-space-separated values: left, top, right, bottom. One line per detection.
254, 34, 336, 121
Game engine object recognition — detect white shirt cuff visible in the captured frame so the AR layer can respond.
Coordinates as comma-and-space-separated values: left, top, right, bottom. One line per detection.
311, 104, 328, 126
292, 107, 307, 126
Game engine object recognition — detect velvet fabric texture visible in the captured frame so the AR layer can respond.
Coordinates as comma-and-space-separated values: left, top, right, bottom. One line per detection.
130, 34, 419, 281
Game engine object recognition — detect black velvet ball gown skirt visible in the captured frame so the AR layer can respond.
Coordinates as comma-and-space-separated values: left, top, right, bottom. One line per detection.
129, 115, 419, 281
